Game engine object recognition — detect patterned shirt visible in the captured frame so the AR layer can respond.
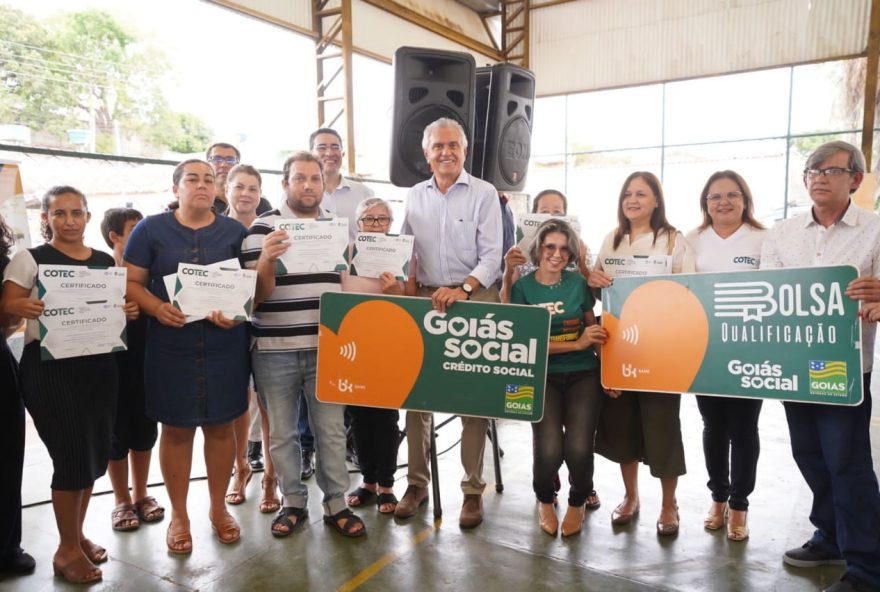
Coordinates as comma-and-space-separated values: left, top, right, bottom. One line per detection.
761, 201, 880, 371
241, 201, 339, 352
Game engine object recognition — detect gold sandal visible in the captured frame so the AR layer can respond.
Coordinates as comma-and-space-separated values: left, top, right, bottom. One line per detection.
225, 465, 253, 505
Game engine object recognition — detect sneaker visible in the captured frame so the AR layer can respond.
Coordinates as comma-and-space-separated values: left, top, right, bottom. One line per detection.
783, 542, 846, 568
824, 574, 880, 592
247, 440, 264, 472
301, 450, 315, 481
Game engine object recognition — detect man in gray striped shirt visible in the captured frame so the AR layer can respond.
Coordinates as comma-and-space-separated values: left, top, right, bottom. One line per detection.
241, 151, 365, 539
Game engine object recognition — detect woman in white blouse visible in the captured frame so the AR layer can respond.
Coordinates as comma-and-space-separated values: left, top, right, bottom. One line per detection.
684, 171, 766, 541
588, 171, 694, 536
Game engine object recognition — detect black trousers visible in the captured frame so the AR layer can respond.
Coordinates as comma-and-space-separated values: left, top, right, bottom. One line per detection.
0, 343, 24, 561
695, 394, 763, 511
347, 405, 400, 488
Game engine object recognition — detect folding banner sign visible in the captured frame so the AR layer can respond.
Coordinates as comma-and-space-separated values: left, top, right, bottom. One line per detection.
601, 266, 863, 405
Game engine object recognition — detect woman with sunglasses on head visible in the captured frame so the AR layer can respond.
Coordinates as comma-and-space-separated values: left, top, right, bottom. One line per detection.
342, 197, 414, 515
2, 186, 136, 584
124, 159, 250, 554
500, 189, 591, 304
684, 171, 766, 541
588, 171, 695, 537
506, 218, 607, 537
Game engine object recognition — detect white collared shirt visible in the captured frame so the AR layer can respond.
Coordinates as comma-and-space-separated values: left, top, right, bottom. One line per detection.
761, 201, 880, 371
321, 176, 374, 240
401, 169, 503, 288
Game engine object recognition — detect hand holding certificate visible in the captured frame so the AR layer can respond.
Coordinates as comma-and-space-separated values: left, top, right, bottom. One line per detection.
37, 264, 128, 360
274, 218, 349, 274
515, 213, 582, 251
349, 233, 414, 280
171, 263, 257, 321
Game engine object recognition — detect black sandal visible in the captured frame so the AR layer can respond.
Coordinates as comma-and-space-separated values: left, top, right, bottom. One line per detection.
271, 506, 309, 538
585, 490, 601, 510
377, 493, 399, 514
347, 487, 377, 507
323, 508, 366, 538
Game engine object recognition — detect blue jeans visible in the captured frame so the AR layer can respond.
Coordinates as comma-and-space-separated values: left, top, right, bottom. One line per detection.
252, 349, 348, 516
784, 373, 880, 588
298, 391, 314, 453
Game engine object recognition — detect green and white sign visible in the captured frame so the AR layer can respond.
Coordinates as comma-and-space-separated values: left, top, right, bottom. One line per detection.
600, 265, 863, 405
317, 293, 551, 421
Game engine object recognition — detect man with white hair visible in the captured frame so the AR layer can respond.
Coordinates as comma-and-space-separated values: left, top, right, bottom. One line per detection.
395, 117, 503, 528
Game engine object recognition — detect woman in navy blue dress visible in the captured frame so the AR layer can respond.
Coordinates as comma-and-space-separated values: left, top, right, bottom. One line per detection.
124, 159, 249, 554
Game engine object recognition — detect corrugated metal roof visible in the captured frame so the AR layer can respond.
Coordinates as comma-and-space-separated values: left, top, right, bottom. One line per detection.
531, 0, 871, 96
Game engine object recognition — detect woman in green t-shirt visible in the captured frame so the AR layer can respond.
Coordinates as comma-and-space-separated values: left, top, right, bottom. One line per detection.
508, 219, 607, 538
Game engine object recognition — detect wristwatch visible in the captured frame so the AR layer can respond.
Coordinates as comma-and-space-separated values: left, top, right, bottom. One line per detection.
460, 283, 473, 300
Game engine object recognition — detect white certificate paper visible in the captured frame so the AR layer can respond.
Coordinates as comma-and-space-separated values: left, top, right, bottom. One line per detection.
515, 213, 582, 251
163, 259, 241, 324
274, 218, 349, 274
36, 264, 128, 360
172, 263, 257, 321
349, 233, 414, 280
600, 255, 672, 278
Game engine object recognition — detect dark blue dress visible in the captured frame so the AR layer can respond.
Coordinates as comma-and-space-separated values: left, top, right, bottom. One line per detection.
124, 211, 250, 427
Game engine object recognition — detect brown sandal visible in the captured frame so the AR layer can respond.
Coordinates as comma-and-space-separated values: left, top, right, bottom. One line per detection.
166, 522, 193, 555
134, 496, 165, 523
111, 503, 140, 532
260, 475, 281, 514
211, 513, 241, 544
225, 465, 253, 505
80, 538, 107, 564
53, 556, 102, 584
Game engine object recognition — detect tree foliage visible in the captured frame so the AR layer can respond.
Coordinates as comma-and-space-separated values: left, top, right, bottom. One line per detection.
0, 5, 212, 155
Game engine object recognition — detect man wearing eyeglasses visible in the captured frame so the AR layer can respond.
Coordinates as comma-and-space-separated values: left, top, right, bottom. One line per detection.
761, 140, 880, 592
205, 142, 241, 213
395, 117, 503, 529
309, 128, 374, 240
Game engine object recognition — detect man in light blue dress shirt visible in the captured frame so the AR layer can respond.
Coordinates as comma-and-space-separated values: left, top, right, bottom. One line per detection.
395, 117, 503, 528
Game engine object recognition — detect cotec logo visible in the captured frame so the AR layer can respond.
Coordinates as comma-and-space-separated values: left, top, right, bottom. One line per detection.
181, 268, 208, 277
42, 269, 75, 278
43, 308, 75, 316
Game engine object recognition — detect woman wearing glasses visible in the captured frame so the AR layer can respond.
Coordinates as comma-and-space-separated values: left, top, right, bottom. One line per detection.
506, 218, 606, 537
342, 197, 413, 514
588, 171, 694, 537
685, 171, 766, 541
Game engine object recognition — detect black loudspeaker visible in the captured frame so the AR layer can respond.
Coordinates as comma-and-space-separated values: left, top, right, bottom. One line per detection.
472, 64, 535, 191
390, 47, 476, 188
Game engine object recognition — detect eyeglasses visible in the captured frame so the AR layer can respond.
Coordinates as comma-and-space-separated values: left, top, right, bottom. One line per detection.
542, 243, 571, 257
208, 155, 239, 165
803, 167, 855, 180
315, 143, 342, 152
706, 191, 744, 202
360, 215, 391, 226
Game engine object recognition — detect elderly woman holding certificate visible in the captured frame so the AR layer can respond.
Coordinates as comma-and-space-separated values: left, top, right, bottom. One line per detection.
124, 159, 250, 554
684, 171, 766, 541
342, 197, 413, 514
1, 186, 133, 584
588, 171, 695, 537
506, 218, 607, 537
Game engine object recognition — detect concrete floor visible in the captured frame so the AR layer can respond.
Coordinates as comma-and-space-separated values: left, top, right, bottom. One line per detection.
5, 382, 880, 591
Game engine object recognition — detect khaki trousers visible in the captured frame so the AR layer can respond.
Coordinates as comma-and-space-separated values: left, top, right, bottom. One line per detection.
405, 284, 499, 495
